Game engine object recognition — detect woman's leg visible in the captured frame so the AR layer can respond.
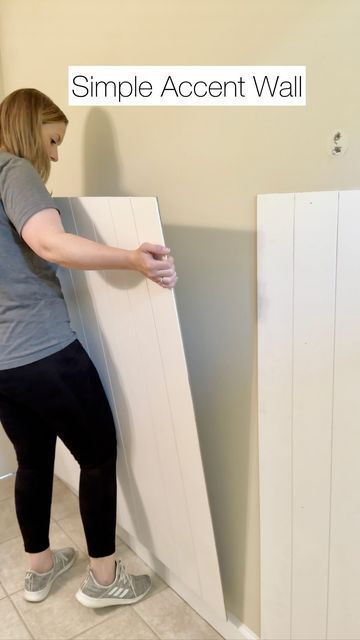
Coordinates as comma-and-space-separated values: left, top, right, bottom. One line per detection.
78, 452, 117, 584
0, 340, 119, 584
27, 548, 54, 573
0, 391, 57, 568
88, 552, 117, 585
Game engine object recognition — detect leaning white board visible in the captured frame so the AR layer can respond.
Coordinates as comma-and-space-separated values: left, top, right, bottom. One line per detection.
257, 191, 360, 640
53, 196, 226, 622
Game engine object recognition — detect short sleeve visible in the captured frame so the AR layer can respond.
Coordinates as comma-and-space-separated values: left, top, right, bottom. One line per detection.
0, 154, 60, 236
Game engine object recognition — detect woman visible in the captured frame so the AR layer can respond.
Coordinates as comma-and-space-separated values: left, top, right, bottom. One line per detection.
0, 88, 177, 607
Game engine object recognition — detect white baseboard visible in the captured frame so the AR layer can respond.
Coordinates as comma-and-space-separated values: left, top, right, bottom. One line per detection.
117, 524, 259, 640
0, 471, 16, 481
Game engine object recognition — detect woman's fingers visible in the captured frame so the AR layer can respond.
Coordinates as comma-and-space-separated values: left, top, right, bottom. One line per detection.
149, 271, 178, 288
154, 257, 176, 278
147, 252, 177, 287
157, 268, 176, 278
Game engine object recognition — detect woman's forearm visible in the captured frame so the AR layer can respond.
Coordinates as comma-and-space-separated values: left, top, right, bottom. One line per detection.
43, 231, 136, 270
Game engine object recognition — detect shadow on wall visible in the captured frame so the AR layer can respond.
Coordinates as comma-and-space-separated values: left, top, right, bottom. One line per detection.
164, 223, 258, 620
83, 108, 128, 196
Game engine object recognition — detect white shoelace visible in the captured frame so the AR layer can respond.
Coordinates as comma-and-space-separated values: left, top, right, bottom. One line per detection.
118, 560, 135, 593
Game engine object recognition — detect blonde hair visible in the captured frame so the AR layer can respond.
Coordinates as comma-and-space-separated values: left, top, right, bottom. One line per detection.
0, 88, 68, 182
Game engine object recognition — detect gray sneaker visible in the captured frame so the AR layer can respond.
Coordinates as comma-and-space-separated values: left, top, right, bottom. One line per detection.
75, 559, 152, 608
24, 547, 76, 602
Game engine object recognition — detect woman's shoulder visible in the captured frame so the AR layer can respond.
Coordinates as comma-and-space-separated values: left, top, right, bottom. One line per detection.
0, 150, 30, 167
0, 151, 39, 186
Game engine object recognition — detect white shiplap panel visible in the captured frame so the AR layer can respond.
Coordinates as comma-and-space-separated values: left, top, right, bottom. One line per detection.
291, 192, 338, 640
327, 191, 360, 640
54, 196, 226, 621
131, 197, 226, 619
257, 193, 294, 640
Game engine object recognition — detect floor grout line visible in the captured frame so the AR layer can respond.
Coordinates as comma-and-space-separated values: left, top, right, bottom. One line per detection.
0, 532, 23, 546
69, 606, 162, 640
132, 605, 165, 640
7, 594, 35, 640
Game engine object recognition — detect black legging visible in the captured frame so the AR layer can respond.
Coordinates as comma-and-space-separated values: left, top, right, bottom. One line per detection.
0, 339, 117, 557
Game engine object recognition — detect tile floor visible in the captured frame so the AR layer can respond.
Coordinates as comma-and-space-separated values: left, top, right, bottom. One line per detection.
0, 474, 223, 640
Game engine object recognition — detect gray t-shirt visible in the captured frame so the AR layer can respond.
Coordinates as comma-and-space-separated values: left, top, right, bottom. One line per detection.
0, 151, 76, 369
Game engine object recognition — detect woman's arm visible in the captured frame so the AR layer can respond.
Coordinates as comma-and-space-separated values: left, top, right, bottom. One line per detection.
21, 208, 177, 285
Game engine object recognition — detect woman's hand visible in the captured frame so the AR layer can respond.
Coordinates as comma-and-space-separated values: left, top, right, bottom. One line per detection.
131, 242, 178, 288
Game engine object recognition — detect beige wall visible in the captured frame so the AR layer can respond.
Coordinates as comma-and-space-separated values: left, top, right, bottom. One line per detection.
1, 1, 360, 635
